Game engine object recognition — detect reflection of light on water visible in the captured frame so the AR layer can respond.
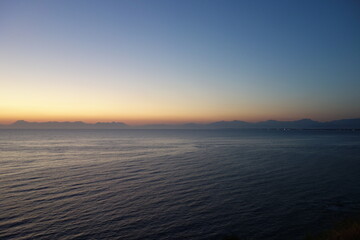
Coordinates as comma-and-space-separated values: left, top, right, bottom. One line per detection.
0, 129, 360, 240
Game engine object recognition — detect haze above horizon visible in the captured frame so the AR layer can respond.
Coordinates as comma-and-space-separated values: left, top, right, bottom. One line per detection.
1, 0, 359, 124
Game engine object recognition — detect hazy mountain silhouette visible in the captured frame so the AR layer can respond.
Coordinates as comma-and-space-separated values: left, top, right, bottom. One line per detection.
321, 118, 360, 129
201, 118, 359, 129
0, 118, 359, 129
151, 118, 359, 129
1, 120, 127, 129
94, 122, 128, 128
208, 120, 251, 128
253, 119, 321, 128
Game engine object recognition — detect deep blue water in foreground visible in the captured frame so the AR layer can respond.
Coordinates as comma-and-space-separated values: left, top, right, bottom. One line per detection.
1, 129, 360, 240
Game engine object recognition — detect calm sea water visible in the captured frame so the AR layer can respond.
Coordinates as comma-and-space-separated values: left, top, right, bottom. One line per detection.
1, 129, 360, 240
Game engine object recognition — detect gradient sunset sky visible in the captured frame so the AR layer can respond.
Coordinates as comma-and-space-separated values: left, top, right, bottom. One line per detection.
1, 0, 359, 124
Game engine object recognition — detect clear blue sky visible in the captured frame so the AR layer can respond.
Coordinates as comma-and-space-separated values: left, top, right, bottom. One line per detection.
1, 0, 359, 124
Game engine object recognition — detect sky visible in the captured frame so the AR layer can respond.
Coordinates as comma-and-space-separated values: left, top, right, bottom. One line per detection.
1, 0, 359, 124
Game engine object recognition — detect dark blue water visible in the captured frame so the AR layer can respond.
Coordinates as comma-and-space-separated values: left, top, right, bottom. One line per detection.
1, 129, 360, 239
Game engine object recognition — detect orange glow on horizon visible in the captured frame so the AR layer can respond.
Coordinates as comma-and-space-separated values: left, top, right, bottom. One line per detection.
0, 112, 349, 125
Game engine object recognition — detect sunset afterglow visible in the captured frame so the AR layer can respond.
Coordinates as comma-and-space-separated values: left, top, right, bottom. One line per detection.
1, 1, 359, 124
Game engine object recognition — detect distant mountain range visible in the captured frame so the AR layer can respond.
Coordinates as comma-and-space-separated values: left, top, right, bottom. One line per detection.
0, 120, 128, 129
0, 118, 360, 129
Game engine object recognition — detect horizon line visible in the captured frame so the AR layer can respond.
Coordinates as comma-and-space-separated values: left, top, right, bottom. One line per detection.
1, 117, 359, 126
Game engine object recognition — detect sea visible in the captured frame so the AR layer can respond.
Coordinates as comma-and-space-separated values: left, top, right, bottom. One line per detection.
1, 129, 360, 240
